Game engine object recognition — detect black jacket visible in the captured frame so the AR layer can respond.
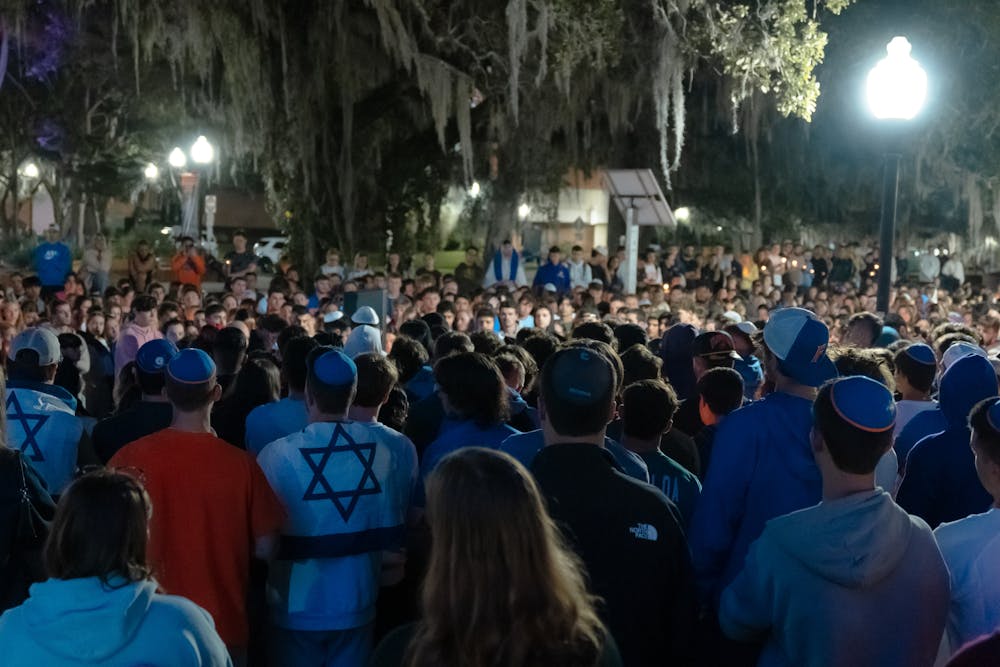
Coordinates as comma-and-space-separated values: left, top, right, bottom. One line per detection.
532, 443, 696, 666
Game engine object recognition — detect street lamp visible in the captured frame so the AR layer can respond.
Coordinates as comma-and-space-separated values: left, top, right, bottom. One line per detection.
168, 147, 187, 169
518, 203, 531, 220
674, 206, 691, 223
867, 36, 927, 313
468, 181, 481, 198
190, 135, 214, 164
20, 162, 39, 179
144, 163, 160, 181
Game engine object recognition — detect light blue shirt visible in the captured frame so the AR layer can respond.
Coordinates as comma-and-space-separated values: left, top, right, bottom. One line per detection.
245, 396, 309, 456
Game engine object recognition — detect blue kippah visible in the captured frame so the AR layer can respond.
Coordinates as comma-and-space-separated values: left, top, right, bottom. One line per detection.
167, 348, 216, 384
986, 399, 1000, 434
135, 339, 179, 374
313, 349, 357, 386
829, 375, 896, 433
903, 343, 936, 366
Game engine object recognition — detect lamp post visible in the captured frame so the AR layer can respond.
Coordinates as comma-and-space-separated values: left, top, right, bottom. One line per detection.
169, 136, 215, 240
867, 36, 927, 314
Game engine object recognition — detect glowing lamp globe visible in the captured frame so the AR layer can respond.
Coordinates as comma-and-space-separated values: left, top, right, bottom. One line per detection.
21, 162, 39, 179
144, 163, 160, 180
518, 203, 531, 220
168, 147, 187, 169
867, 37, 927, 120
190, 135, 214, 164
674, 206, 691, 222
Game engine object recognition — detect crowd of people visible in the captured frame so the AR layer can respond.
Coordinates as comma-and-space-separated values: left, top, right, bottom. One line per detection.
0, 225, 998, 666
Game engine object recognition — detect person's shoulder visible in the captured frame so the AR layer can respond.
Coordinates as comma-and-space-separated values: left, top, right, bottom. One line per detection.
935, 509, 999, 551
146, 590, 217, 627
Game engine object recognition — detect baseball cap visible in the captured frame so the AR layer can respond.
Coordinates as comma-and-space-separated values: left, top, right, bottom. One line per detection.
902, 343, 936, 366
546, 347, 614, 406
941, 341, 987, 371
312, 349, 357, 386
351, 306, 379, 326
588, 280, 604, 289
828, 375, 896, 433
543, 283, 558, 293
593, 245, 608, 256
135, 339, 179, 374
721, 310, 743, 325
323, 310, 344, 324
762, 307, 837, 387
167, 348, 216, 384
9, 327, 61, 365
691, 331, 740, 361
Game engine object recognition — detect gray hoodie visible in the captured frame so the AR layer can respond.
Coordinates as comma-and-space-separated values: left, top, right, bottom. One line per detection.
720, 490, 949, 667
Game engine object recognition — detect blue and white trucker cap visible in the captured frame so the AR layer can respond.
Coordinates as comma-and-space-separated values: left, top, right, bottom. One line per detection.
762, 307, 837, 387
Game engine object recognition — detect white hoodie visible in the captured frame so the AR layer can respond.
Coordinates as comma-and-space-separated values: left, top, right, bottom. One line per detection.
720, 489, 949, 667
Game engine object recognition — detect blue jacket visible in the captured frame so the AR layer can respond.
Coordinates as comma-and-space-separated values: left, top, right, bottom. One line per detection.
532, 260, 571, 293
897, 354, 997, 528
499, 429, 649, 483
0, 577, 230, 666
33, 242, 71, 288
689, 391, 820, 608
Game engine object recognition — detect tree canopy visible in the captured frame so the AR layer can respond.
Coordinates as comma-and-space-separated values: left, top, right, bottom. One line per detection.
0, 0, 864, 267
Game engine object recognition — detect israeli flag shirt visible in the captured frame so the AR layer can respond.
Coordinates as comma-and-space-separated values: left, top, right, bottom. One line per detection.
257, 420, 418, 631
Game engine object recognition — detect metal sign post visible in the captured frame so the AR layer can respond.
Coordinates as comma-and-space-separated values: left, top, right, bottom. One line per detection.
604, 170, 677, 295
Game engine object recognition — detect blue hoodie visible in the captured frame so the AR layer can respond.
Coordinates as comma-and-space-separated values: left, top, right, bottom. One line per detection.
894, 405, 947, 470
897, 354, 998, 528
0, 577, 231, 666
532, 260, 571, 293
660, 324, 698, 401
720, 490, 948, 667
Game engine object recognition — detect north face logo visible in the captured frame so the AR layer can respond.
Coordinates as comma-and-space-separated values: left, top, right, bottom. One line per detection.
629, 523, 658, 541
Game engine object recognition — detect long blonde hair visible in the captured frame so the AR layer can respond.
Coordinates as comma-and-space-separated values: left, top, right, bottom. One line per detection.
407, 448, 606, 667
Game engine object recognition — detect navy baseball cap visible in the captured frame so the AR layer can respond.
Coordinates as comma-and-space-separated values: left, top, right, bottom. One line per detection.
828, 375, 896, 433
312, 349, 357, 387
902, 343, 936, 366
135, 339, 179, 374
546, 347, 614, 405
167, 348, 216, 384
763, 307, 837, 387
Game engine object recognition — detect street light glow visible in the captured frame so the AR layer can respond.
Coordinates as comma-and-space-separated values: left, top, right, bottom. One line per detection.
21, 162, 39, 179
168, 147, 187, 168
518, 203, 531, 220
674, 206, 691, 222
468, 181, 481, 198
867, 36, 927, 120
144, 163, 160, 180
191, 135, 214, 164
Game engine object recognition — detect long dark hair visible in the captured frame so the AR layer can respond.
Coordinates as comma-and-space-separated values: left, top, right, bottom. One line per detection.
45, 470, 152, 586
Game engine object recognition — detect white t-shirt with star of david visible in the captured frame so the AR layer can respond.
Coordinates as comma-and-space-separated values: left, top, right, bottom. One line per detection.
5, 384, 83, 494
257, 420, 418, 631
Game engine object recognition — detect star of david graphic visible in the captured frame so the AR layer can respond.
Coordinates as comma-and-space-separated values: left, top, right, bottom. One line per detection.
300, 423, 380, 521
6, 393, 48, 462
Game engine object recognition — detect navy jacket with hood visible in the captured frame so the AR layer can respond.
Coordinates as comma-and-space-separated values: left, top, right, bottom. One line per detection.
897, 354, 998, 528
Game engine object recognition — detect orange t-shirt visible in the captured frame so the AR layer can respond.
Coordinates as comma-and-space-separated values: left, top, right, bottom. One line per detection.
109, 429, 284, 647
